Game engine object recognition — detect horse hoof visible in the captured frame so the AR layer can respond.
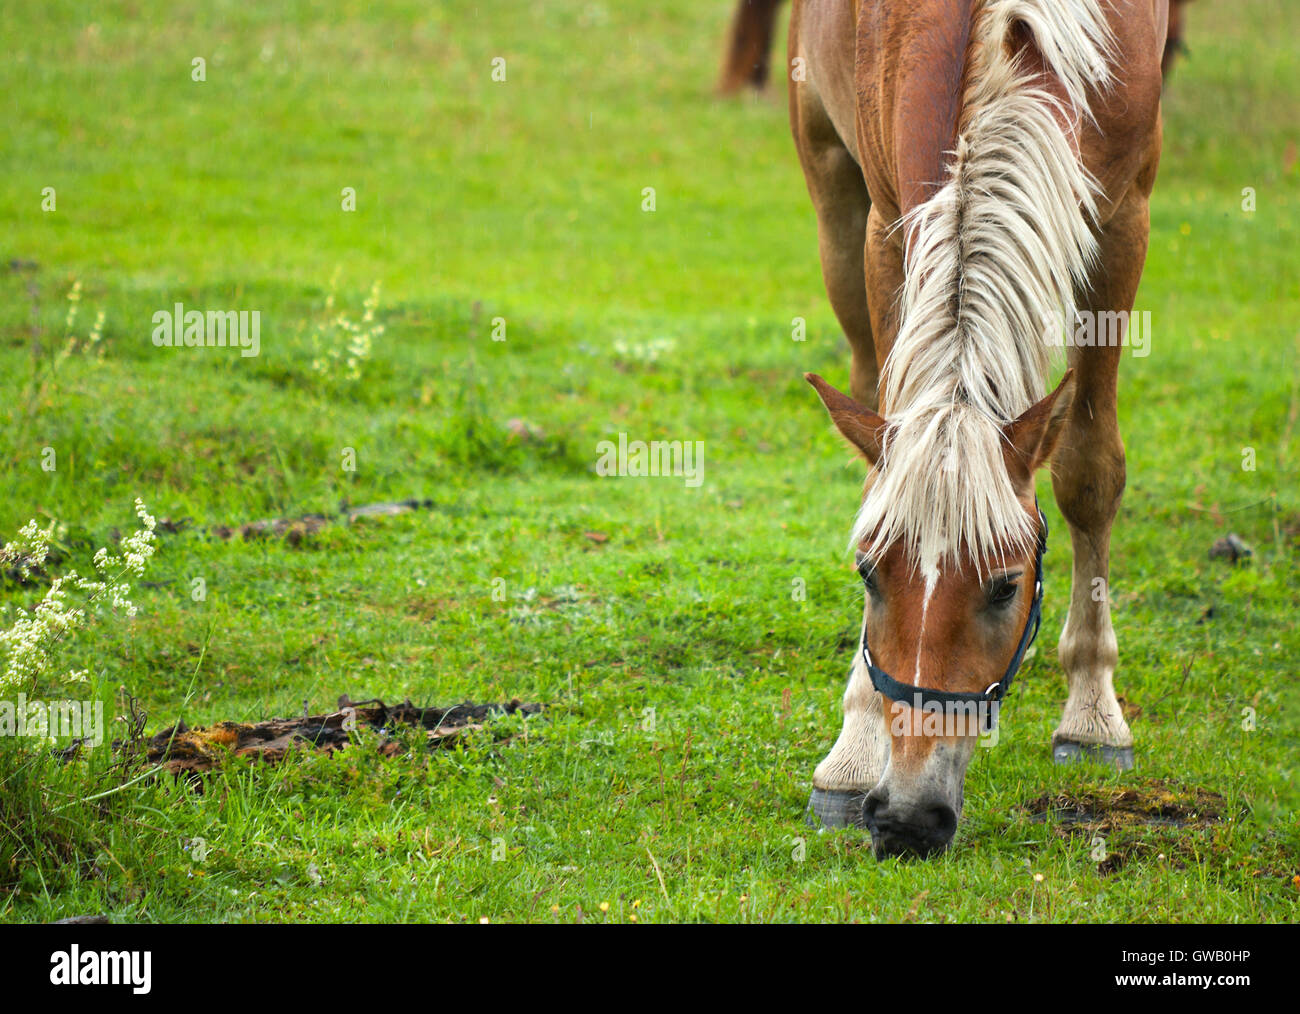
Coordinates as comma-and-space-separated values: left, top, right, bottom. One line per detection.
1052, 740, 1135, 770
807, 788, 870, 829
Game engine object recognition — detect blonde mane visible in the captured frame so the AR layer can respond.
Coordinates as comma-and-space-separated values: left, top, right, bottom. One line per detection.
852, 0, 1115, 572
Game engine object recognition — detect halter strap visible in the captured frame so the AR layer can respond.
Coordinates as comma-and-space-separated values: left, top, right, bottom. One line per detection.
861, 507, 1047, 723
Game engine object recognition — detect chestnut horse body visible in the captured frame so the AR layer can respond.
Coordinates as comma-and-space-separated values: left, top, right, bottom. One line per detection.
790, 0, 1166, 856
719, 0, 1191, 93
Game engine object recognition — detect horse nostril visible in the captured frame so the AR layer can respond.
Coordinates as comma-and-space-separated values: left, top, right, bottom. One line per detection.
862, 788, 888, 828
919, 803, 957, 840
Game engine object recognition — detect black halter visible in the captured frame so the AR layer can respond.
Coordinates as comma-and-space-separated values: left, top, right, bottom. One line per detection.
861, 508, 1047, 719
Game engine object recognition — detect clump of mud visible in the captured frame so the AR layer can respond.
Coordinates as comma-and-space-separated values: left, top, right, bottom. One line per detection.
1022, 781, 1229, 833
1020, 780, 1236, 874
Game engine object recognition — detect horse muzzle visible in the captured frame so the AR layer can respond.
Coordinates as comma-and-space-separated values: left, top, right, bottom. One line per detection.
863, 785, 958, 858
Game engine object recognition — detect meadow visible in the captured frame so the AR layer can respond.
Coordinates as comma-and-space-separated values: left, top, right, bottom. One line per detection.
0, 0, 1296, 922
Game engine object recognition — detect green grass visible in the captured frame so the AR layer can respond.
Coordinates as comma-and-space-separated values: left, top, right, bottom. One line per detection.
0, 0, 1296, 922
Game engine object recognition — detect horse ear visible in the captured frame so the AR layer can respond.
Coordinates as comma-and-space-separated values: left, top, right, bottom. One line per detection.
804, 373, 887, 466
1002, 369, 1075, 482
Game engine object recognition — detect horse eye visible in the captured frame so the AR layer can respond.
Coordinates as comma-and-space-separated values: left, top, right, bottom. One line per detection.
857, 559, 879, 593
988, 579, 1018, 607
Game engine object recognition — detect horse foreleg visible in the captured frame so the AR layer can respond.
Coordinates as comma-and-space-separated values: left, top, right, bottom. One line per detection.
810, 654, 891, 827
1048, 192, 1152, 770
792, 0, 895, 826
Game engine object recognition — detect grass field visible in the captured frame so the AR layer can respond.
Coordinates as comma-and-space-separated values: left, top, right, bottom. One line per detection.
0, 0, 1297, 922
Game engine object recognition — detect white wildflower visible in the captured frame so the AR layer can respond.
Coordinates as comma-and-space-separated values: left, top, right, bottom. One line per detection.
56, 279, 108, 361
307, 276, 381, 382
64, 279, 82, 335
0, 501, 157, 693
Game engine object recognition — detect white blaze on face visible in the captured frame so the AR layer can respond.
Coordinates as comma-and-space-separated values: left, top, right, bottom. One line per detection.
914, 561, 941, 686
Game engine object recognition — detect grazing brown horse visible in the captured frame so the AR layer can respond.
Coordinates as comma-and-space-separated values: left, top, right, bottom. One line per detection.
718, 0, 786, 93
1161, 0, 1193, 78
791, 0, 1166, 857
719, 0, 1191, 93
